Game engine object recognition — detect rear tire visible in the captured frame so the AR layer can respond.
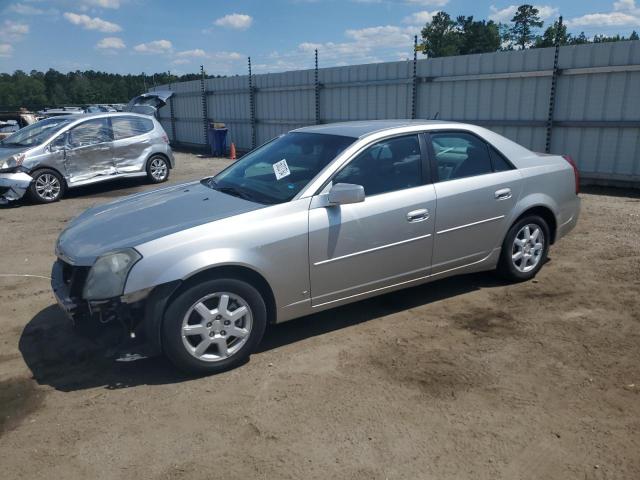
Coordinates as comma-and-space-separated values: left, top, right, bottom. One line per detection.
162, 278, 267, 374
497, 215, 550, 282
27, 168, 65, 203
146, 155, 170, 183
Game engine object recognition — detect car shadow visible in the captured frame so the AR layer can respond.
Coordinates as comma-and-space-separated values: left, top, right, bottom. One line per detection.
19, 271, 505, 392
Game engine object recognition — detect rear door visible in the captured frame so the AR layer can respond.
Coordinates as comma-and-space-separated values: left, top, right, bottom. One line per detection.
110, 115, 155, 173
65, 118, 115, 183
426, 130, 522, 273
308, 134, 436, 307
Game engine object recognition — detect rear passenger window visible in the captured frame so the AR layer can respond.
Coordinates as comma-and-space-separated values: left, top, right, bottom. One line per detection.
430, 132, 492, 181
112, 116, 154, 140
489, 146, 513, 172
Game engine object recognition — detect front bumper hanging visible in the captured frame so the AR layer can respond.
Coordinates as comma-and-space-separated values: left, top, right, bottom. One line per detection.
0, 172, 32, 204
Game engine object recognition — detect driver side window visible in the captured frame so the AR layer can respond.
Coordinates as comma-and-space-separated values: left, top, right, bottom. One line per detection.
67, 119, 112, 149
333, 135, 422, 197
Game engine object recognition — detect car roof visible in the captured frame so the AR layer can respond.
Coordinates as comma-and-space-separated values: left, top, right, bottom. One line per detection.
54, 112, 155, 121
292, 119, 455, 138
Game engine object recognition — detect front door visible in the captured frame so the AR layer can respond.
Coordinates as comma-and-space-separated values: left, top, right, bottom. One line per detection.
309, 134, 436, 307
427, 130, 522, 273
65, 118, 115, 184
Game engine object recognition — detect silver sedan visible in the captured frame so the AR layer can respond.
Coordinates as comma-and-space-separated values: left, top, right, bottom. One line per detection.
51, 120, 580, 373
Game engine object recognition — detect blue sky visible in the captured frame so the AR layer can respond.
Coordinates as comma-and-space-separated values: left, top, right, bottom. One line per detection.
1, 0, 639, 75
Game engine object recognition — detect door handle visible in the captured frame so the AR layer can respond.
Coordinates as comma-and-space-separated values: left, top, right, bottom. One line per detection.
495, 188, 512, 200
407, 208, 430, 222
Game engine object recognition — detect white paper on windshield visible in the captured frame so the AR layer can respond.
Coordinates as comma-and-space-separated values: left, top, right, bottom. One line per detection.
272, 159, 291, 180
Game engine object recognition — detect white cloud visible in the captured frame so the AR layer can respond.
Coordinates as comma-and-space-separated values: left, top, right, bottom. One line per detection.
567, 0, 640, 27
0, 43, 13, 57
267, 24, 418, 73
63, 12, 122, 32
84, 0, 121, 8
134, 39, 173, 54
214, 13, 253, 30
403, 10, 439, 25
352, 0, 448, 4
96, 36, 125, 49
489, 4, 558, 23
175, 48, 207, 58
213, 51, 243, 60
1, 20, 29, 42
404, 0, 449, 6
7, 3, 45, 15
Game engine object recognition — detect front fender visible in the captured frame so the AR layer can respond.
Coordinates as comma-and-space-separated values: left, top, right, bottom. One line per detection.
124, 248, 273, 296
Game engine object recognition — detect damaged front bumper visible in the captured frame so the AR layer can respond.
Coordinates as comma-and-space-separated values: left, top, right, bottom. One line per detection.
0, 171, 32, 204
51, 259, 180, 359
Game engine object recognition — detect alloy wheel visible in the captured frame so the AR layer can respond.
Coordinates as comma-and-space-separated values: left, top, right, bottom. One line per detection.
181, 292, 253, 362
511, 223, 544, 273
35, 173, 61, 201
150, 158, 168, 181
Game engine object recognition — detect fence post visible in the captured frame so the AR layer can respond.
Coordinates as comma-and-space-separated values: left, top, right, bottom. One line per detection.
545, 16, 562, 153
315, 49, 321, 125
200, 65, 208, 146
411, 35, 418, 120
248, 57, 256, 149
168, 71, 177, 145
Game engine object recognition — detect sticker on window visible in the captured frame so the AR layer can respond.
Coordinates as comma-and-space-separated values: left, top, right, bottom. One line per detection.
272, 159, 291, 180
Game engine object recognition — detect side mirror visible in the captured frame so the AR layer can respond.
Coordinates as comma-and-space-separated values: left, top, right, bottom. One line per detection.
327, 183, 365, 206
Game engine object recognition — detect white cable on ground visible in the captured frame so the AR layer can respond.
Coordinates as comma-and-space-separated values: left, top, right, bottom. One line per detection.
0, 274, 52, 280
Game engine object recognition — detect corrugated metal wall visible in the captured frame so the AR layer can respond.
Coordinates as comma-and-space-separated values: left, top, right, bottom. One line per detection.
155, 41, 640, 186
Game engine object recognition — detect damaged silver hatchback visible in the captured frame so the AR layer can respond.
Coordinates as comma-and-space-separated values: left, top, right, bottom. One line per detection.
0, 112, 175, 205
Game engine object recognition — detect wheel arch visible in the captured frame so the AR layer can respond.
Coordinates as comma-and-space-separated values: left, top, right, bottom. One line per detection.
147, 151, 172, 169
28, 165, 68, 188
177, 265, 277, 325
513, 205, 558, 244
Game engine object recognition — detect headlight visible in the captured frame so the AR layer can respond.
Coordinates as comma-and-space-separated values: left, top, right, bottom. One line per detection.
0, 153, 25, 172
83, 249, 141, 300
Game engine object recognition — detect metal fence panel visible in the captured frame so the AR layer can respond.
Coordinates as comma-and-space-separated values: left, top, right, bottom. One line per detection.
153, 41, 640, 186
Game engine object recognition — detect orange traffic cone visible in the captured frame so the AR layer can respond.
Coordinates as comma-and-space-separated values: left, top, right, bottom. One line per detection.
230, 142, 237, 160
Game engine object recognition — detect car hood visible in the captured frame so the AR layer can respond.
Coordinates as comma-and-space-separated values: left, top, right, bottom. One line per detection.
0, 144, 31, 161
56, 180, 265, 265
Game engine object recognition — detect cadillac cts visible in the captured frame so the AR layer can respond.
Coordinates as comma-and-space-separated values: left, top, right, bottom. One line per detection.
52, 120, 580, 373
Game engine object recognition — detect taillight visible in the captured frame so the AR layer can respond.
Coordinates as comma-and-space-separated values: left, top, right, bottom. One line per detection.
162, 133, 169, 144
562, 155, 579, 195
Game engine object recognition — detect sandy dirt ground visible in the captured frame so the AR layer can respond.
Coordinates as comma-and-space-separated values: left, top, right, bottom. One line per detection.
0, 152, 638, 480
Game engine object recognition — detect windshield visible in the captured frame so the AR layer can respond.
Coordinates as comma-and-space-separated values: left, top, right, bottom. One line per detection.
0, 117, 73, 148
208, 132, 355, 204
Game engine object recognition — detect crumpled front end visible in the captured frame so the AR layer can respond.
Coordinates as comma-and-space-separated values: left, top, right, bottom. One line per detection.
0, 172, 32, 205
51, 258, 180, 359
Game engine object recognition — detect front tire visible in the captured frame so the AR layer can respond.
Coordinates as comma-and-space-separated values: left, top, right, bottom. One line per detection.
27, 168, 65, 203
162, 278, 267, 374
497, 215, 550, 282
146, 155, 170, 183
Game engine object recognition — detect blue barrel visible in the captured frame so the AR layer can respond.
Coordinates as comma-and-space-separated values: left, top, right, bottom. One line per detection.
207, 127, 228, 156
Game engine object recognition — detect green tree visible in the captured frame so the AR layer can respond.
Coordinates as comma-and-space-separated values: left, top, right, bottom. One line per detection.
631, 30, 639, 40
509, 4, 544, 49
420, 12, 460, 58
535, 19, 569, 48
456, 16, 501, 54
